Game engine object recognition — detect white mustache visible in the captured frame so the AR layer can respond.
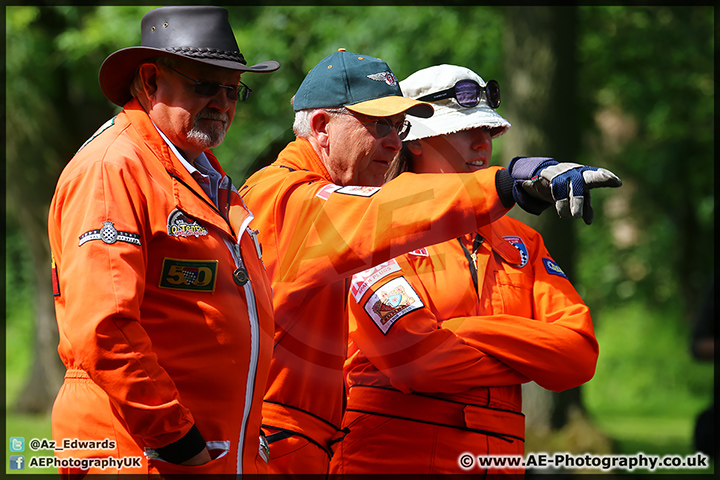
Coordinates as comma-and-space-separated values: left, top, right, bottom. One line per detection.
196, 110, 228, 123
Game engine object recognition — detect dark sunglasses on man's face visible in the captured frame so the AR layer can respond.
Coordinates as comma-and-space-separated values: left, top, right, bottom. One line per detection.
356, 116, 412, 141
418, 79, 500, 109
164, 65, 251, 102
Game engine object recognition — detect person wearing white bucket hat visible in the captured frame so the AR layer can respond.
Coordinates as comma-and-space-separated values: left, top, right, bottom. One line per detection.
48, 6, 279, 476
401, 64, 510, 142
330, 64, 606, 475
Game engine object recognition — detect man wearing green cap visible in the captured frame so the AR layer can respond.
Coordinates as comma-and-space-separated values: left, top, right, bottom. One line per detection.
240, 49, 621, 474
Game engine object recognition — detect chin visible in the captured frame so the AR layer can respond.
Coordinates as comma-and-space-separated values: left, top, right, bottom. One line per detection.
188, 127, 226, 149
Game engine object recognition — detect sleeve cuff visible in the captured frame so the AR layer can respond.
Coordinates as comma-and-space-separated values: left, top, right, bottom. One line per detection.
155, 424, 206, 464
495, 168, 516, 209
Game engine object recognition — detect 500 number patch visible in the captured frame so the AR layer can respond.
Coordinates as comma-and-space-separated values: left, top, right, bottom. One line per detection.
159, 258, 218, 292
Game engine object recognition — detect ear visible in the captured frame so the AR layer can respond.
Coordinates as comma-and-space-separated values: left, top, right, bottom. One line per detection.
309, 110, 332, 149
137, 63, 160, 100
406, 140, 423, 156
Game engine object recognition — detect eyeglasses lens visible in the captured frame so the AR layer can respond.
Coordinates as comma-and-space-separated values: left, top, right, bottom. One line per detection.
485, 80, 501, 108
194, 83, 223, 97
373, 118, 410, 140
455, 81, 481, 108
193, 83, 250, 102
397, 121, 410, 140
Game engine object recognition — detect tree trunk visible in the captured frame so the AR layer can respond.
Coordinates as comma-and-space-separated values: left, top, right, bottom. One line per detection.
13, 206, 65, 414
502, 6, 608, 454
6, 6, 114, 414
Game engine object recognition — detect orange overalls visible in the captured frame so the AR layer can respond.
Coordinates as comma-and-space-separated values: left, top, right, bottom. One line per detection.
48, 99, 275, 476
239, 138, 514, 474
329, 216, 598, 475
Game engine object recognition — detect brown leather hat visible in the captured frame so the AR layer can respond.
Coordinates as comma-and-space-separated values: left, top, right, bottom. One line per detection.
99, 6, 280, 106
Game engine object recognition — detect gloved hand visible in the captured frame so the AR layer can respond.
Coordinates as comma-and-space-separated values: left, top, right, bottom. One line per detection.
508, 156, 622, 225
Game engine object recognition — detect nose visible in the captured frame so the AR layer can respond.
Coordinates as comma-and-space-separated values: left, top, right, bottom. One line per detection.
471, 128, 492, 151
382, 130, 402, 152
208, 88, 234, 112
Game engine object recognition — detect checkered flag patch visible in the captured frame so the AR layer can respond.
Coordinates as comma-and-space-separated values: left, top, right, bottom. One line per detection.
182, 268, 199, 285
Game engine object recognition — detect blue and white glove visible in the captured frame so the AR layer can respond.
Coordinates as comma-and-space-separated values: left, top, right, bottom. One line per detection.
508, 156, 622, 225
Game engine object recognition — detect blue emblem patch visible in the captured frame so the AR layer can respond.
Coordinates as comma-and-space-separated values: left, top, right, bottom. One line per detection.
503, 236, 529, 267
543, 258, 568, 279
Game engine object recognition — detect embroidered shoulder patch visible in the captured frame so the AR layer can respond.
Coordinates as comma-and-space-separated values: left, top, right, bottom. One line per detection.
543, 258, 568, 279
335, 185, 381, 197
79, 221, 141, 247
363, 277, 423, 335
167, 209, 209, 238
503, 236, 529, 267
316, 184, 340, 200
159, 258, 218, 292
350, 259, 401, 302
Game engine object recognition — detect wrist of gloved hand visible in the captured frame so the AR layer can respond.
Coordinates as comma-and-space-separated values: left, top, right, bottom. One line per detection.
507, 156, 558, 215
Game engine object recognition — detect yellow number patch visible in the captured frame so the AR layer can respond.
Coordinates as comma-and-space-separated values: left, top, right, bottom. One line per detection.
159, 258, 218, 292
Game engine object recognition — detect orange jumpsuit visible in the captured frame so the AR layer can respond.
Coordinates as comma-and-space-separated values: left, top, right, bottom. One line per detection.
239, 138, 514, 473
329, 216, 598, 475
48, 99, 275, 476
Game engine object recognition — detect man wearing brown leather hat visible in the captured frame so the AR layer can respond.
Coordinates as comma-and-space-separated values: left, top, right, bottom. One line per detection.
48, 6, 279, 476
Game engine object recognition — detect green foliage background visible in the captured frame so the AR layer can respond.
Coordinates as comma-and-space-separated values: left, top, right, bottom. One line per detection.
5, 5, 714, 472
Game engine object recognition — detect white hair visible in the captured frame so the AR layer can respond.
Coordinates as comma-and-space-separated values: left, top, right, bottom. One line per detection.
292, 107, 347, 137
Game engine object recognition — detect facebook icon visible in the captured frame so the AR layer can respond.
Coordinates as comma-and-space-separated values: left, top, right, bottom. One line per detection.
9, 455, 25, 470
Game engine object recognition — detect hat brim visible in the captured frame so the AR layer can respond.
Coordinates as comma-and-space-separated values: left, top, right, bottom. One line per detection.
403, 100, 510, 142
99, 46, 280, 106
345, 95, 433, 119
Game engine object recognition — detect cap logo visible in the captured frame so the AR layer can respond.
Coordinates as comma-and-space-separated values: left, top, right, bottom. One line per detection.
367, 71, 398, 87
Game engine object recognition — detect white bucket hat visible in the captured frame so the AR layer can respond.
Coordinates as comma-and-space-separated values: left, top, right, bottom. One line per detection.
400, 64, 510, 142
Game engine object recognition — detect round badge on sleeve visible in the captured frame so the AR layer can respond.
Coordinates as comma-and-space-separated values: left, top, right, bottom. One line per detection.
100, 221, 119, 244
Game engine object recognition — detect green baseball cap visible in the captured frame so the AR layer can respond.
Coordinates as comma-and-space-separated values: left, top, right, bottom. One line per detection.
293, 49, 433, 118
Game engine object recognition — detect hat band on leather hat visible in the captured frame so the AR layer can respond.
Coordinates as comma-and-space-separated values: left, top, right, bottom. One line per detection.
99, 6, 280, 107
161, 46, 247, 63
293, 49, 433, 119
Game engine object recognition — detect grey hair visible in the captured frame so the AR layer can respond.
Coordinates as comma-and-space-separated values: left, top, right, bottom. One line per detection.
292, 107, 348, 138
129, 56, 180, 99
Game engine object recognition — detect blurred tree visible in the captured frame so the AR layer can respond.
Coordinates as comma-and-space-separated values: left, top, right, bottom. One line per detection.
575, 6, 714, 320
6, 5, 150, 413
500, 5, 612, 455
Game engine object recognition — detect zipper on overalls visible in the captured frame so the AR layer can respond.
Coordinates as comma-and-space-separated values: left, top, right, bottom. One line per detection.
457, 233, 484, 293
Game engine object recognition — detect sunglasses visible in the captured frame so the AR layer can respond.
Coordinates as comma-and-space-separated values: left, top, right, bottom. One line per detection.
353, 115, 412, 141
418, 79, 500, 109
164, 65, 252, 102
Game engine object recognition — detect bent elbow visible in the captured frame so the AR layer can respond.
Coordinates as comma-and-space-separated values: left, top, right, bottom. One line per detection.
543, 351, 598, 392
571, 356, 598, 388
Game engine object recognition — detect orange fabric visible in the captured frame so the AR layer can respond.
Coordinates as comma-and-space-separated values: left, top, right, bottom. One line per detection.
239, 137, 512, 473
48, 99, 275, 476
263, 427, 331, 475
331, 386, 524, 476
330, 215, 598, 474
